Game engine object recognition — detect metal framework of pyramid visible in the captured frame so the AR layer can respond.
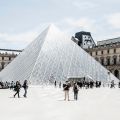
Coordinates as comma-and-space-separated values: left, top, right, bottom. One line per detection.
0, 25, 119, 84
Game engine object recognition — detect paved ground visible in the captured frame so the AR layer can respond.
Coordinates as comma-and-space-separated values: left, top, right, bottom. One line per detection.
0, 86, 120, 120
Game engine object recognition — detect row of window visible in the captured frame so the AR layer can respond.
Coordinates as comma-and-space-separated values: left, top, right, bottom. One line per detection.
0, 57, 13, 61
96, 57, 117, 66
90, 48, 116, 56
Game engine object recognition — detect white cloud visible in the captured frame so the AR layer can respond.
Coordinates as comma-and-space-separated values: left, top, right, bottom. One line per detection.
107, 13, 120, 29
0, 30, 40, 49
73, 1, 97, 9
63, 17, 96, 32
0, 24, 52, 49
0, 31, 39, 45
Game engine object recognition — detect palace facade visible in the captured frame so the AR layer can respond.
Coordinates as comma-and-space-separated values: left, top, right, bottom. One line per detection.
0, 49, 22, 71
74, 32, 120, 80
86, 38, 120, 80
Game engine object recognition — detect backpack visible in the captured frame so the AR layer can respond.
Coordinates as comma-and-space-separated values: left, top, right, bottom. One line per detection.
74, 85, 78, 92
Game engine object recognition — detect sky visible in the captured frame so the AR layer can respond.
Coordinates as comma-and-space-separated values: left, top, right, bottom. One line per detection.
0, 0, 120, 49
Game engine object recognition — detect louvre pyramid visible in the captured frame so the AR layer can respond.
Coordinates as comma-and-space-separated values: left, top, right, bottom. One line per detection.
0, 25, 119, 84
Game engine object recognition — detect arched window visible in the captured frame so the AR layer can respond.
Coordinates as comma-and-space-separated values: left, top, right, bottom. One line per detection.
114, 49, 116, 53
106, 57, 110, 65
9, 57, 11, 61
113, 58, 117, 65
96, 51, 97, 55
101, 51, 103, 55
114, 70, 119, 79
2, 57, 4, 60
100, 57, 104, 65
113, 55, 117, 65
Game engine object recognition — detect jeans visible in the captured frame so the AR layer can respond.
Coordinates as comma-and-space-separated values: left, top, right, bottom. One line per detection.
24, 88, 27, 97
14, 90, 20, 98
74, 92, 78, 100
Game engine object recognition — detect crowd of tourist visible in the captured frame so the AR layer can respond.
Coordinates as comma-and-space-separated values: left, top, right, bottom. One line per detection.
54, 80, 120, 101
62, 80, 102, 101
0, 79, 120, 100
0, 81, 12, 89
0, 80, 28, 98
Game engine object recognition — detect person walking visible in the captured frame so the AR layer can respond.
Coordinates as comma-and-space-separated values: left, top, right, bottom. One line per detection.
63, 81, 70, 101
54, 81, 57, 87
73, 83, 79, 100
10, 81, 14, 90
22, 80, 28, 98
110, 80, 115, 88
14, 81, 21, 98
118, 81, 120, 88
59, 81, 61, 88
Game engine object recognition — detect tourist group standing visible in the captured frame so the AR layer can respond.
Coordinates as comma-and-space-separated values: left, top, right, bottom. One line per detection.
63, 81, 71, 101
62, 81, 79, 101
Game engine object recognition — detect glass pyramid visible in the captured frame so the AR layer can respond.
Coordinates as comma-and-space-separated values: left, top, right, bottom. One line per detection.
0, 25, 119, 84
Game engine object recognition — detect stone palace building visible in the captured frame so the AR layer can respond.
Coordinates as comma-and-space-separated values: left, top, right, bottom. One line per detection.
0, 49, 22, 71
86, 38, 120, 79
74, 31, 120, 80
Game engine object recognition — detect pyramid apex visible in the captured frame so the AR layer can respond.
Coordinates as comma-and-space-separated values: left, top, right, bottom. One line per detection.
48, 24, 57, 29
48, 23, 56, 28
47, 23, 61, 34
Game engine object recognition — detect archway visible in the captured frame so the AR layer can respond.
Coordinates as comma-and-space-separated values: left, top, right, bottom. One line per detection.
114, 70, 119, 79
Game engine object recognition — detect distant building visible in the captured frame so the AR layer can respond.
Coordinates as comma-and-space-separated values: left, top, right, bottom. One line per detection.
0, 49, 22, 71
73, 32, 120, 80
